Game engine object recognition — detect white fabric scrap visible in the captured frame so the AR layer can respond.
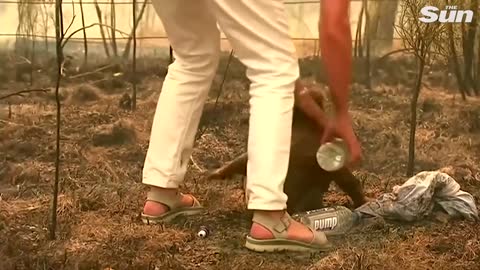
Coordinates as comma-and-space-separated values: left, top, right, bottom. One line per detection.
355, 171, 479, 222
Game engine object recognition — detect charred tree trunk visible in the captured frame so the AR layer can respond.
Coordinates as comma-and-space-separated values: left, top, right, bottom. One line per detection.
110, 0, 118, 57
477, 32, 480, 88
30, 36, 35, 86
407, 58, 425, 177
79, 0, 88, 66
42, 3, 49, 53
447, 22, 468, 100
363, 0, 371, 89
15, 2, 24, 57
463, 0, 478, 94
122, 0, 148, 60
94, 0, 111, 59
50, 0, 64, 241
366, 0, 380, 54
354, 5, 364, 58
132, 0, 137, 110
367, 0, 399, 54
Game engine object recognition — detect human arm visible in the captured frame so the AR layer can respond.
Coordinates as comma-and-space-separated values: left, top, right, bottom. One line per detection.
319, 0, 352, 116
318, 0, 362, 166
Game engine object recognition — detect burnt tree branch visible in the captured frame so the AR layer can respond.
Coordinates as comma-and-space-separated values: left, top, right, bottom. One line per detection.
0, 89, 50, 101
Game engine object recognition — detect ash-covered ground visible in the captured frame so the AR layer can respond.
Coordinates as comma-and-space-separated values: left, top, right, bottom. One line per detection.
0, 52, 479, 269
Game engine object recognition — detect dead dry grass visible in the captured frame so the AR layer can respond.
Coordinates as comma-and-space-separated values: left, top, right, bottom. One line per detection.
0, 55, 479, 270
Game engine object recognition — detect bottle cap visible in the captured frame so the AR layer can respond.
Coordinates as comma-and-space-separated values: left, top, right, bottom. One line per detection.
197, 226, 209, 238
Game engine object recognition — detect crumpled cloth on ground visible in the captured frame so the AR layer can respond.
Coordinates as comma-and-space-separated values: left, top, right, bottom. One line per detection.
355, 171, 479, 222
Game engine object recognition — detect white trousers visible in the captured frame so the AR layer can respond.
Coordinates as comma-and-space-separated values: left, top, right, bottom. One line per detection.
143, 0, 299, 210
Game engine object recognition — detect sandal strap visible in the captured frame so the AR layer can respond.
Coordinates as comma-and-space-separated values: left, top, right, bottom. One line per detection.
146, 190, 184, 210
252, 211, 292, 238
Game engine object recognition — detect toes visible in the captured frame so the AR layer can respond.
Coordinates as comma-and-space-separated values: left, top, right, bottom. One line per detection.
181, 194, 196, 207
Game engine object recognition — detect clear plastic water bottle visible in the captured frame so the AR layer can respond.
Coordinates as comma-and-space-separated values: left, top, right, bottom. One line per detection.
316, 138, 349, 172
292, 206, 360, 236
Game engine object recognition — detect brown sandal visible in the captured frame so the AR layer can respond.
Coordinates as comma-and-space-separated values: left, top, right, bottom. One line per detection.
141, 190, 204, 224
245, 212, 333, 252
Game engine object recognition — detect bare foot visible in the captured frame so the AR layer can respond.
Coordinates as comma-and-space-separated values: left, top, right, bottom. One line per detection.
143, 188, 194, 216
249, 211, 315, 243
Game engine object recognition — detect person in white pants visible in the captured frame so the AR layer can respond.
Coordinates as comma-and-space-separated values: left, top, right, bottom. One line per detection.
141, 0, 361, 252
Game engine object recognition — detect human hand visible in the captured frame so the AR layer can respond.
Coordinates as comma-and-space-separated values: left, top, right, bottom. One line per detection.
320, 113, 362, 168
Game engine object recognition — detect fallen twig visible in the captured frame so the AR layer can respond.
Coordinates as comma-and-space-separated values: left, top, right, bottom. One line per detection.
62, 23, 129, 49
376, 48, 414, 64
190, 156, 204, 172
69, 64, 115, 79
0, 119, 24, 126
15, 55, 32, 65
0, 88, 50, 101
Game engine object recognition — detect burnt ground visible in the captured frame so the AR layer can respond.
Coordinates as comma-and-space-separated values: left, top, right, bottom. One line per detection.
0, 52, 480, 270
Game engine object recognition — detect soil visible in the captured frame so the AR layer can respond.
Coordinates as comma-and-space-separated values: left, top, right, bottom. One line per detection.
0, 52, 479, 270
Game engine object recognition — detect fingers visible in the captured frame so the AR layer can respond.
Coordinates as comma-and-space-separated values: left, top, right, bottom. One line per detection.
346, 142, 362, 168
319, 116, 363, 169
320, 127, 332, 144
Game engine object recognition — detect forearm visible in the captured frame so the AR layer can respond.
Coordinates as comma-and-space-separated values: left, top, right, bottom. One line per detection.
319, 0, 352, 115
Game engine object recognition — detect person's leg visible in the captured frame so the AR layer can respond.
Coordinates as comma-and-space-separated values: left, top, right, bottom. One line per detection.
142, 0, 220, 223
211, 0, 331, 251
